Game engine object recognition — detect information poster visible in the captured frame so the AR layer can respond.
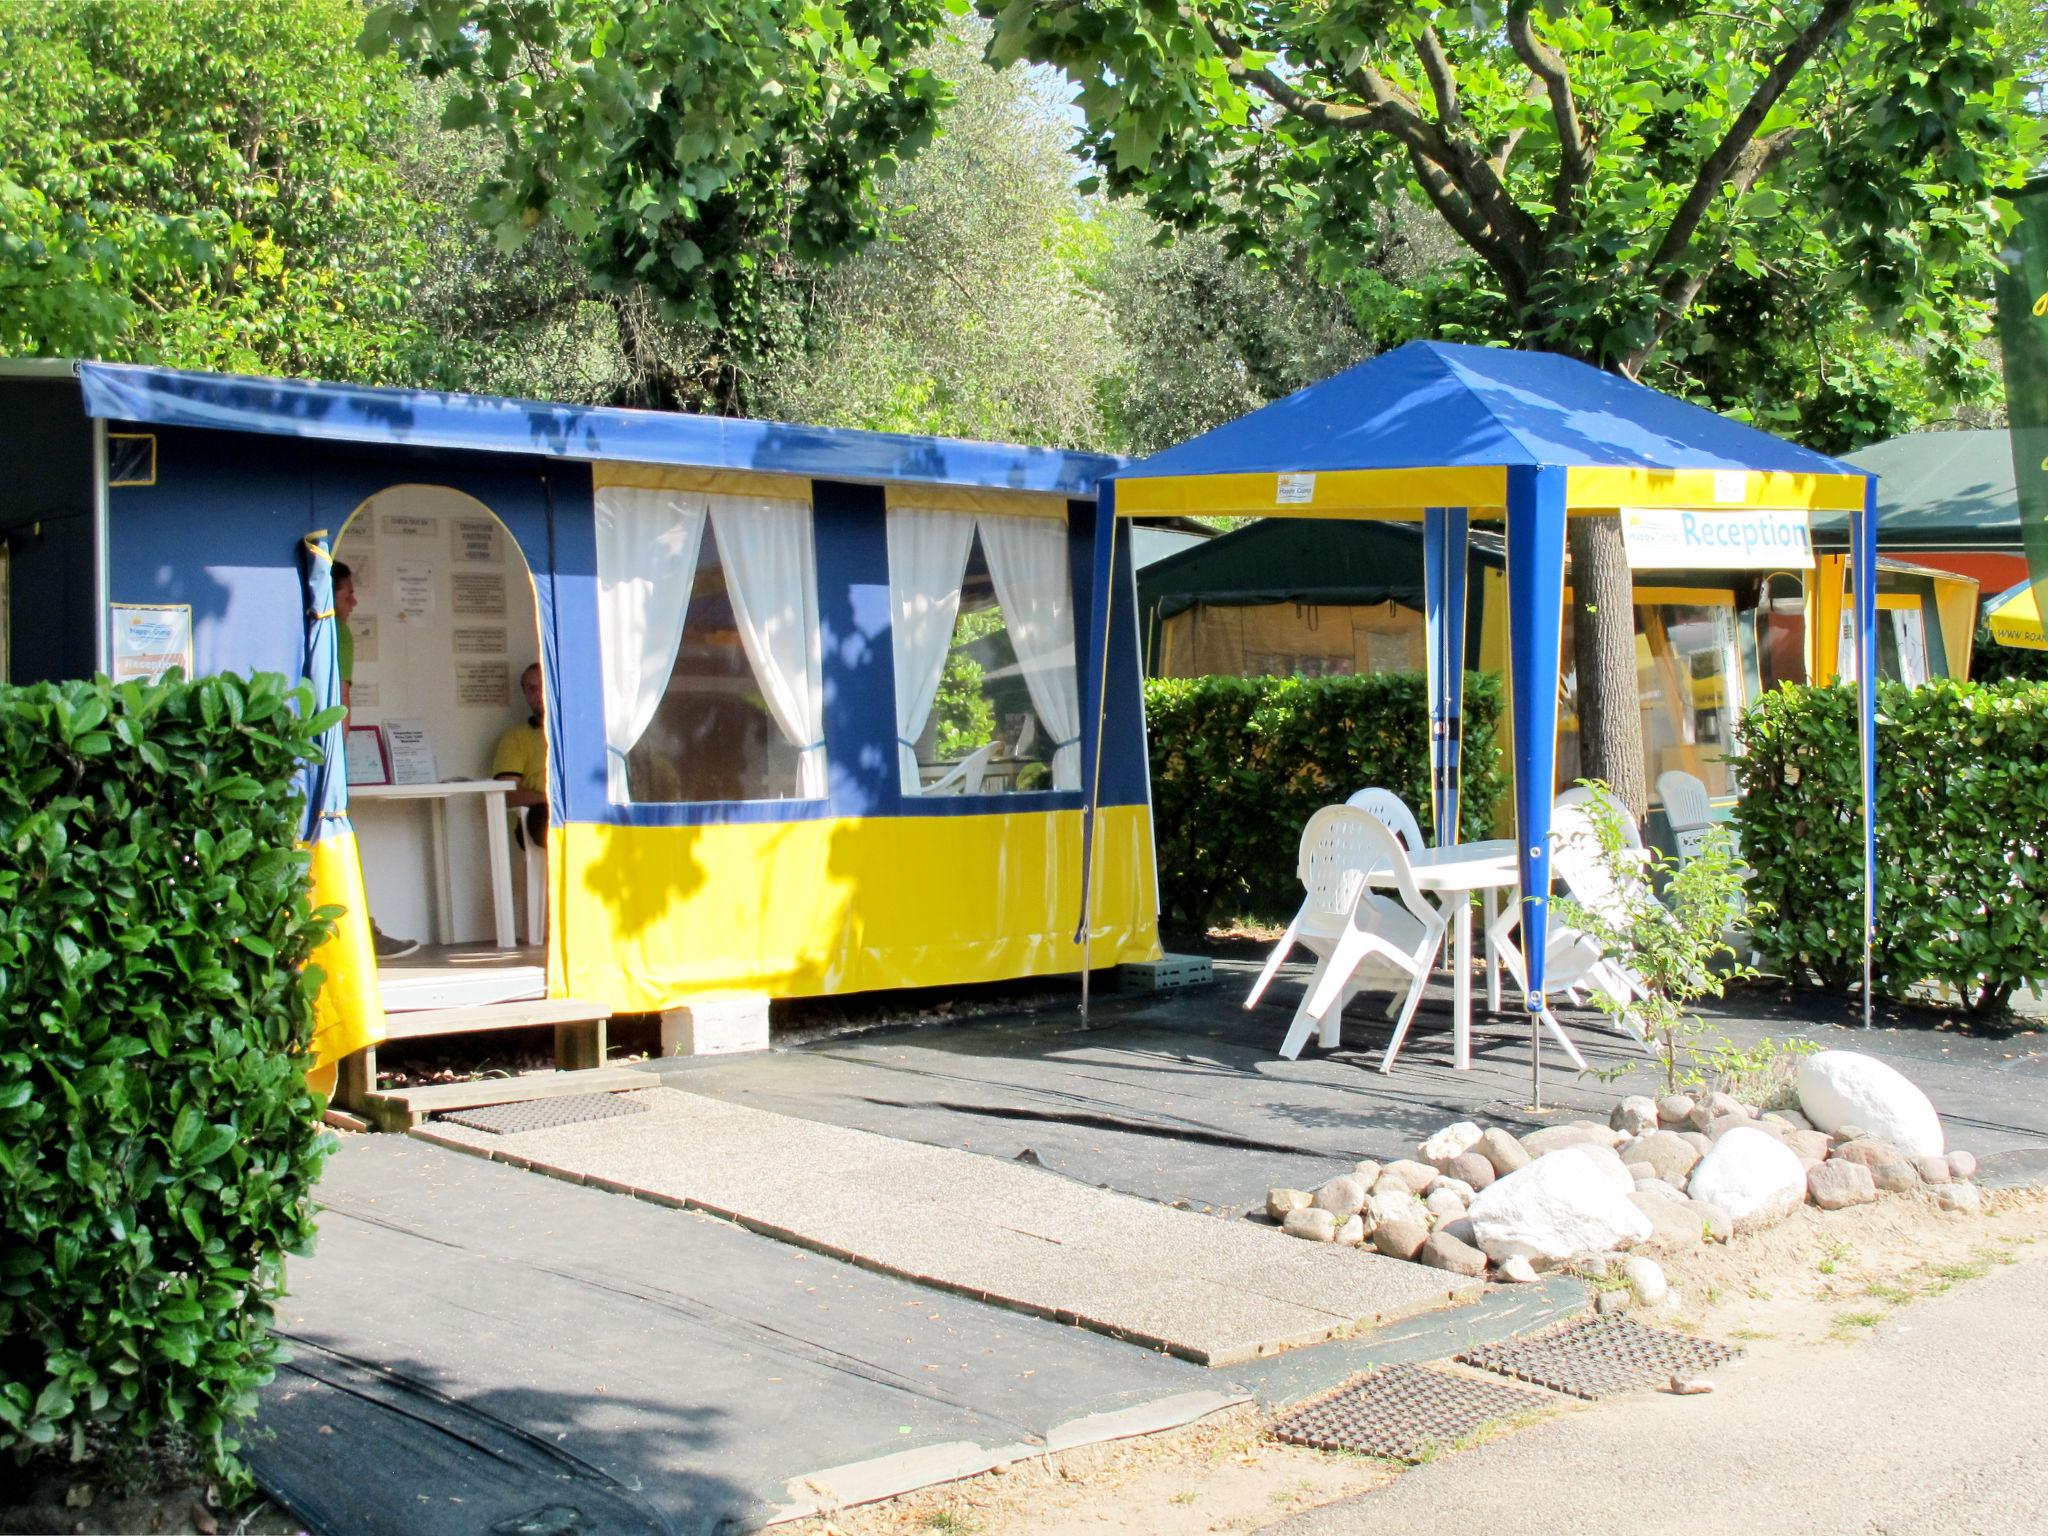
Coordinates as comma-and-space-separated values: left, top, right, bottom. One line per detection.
455, 661, 510, 708
344, 725, 390, 786
451, 571, 506, 616
109, 603, 193, 682
380, 511, 435, 542
452, 517, 502, 564
382, 719, 438, 785
452, 625, 506, 657
393, 561, 435, 620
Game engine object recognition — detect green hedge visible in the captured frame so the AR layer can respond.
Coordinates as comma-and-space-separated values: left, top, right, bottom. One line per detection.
1143, 672, 1505, 927
0, 673, 336, 1482
1731, 679, 2048, 1014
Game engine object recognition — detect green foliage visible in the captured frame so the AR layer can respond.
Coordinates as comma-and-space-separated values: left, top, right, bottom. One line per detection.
0, 0, 431, 379
363, 0, 954, 348
0, 673, 337, 1487
933, 652, 996, 759
1972, 630, 2048, 685
1143, 671, 1503, 927
980, 0, 2040, 440
1556, 784, 1760, 1096
1731, 679, 2048, 1015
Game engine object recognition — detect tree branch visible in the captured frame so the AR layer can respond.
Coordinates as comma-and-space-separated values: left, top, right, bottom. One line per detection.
1505, 1, 1592, 195
1639, 0, 1857, 285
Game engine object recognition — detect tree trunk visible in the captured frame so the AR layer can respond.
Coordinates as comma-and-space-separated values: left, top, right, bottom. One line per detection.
1566, 511, 1647, 821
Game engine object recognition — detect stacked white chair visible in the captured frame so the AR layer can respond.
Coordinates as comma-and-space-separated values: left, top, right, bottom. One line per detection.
1656, 768, 1719, 863
1343, 786, 1427, 853
1244, 806, 1448, 1066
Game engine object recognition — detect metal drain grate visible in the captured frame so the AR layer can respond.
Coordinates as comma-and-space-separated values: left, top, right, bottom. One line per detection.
1458, 1313, 1739, 1400
435, 1091, 653, 1136
1269, 1363, 1552, 1461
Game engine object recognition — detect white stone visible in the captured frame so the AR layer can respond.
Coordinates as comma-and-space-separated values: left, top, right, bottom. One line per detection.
1933, 1182, 1982, 1215
1797, 1051, 1944, 1157
1424, 1187, 1467, 1222
1611, 1096, 1660, 1136
1363, 1191, 1424, 1233
1419, 1121, 1485, 1169
1313, 1175, 1367, 1216
1495, 1256, 1540, 1284
1624, 1255, 1668, 1306
1265, 1188, 1313, 1221
1334, 1214, 1367, 1245
1546, 1142, 1635, 1195
1466, 1151, 1654, 1266
1425, 1176, 1477, 1202
1686, 1127, 1808, 1229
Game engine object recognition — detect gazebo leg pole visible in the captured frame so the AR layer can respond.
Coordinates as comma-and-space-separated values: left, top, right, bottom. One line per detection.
1076, 487, 1120, 1026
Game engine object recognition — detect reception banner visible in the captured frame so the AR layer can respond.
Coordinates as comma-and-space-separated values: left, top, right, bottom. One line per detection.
1619, 505, 1814, 569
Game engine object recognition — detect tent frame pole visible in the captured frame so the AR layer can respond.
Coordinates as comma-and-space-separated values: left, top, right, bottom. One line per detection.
1077, 485, 1120, 1026
1854, 478, 1880, 1029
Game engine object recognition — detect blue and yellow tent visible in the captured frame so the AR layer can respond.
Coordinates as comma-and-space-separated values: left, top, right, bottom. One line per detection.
1077, 341, 1885, 1065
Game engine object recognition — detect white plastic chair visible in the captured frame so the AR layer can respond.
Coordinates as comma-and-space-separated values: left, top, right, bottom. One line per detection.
1656, 768, 1725, 863
1556, 783, 1644, 849
1344, 787, 1427, 853
923, 740, 996, 796
1243, 807, 1447, 1068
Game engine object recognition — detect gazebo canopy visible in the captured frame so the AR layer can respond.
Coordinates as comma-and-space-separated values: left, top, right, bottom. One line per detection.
1112, 341, 1867, 520
1079, 340, 1884, 1073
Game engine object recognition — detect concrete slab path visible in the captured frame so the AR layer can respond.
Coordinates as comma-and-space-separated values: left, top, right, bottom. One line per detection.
416, 1088, 1481, 1367
257, 1136, 1240, 1536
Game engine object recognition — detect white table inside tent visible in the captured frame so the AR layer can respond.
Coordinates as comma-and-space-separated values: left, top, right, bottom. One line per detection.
351, 780, 516, 948
1365, 838, 1519, 1072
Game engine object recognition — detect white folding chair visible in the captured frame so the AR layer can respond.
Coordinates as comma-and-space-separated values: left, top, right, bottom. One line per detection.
1656, 768, 1725, 863
1244, 807, 1447, 1067
1556, 782, 1644, 849
1344, 786, 1427, 852
923, 740, 996, 796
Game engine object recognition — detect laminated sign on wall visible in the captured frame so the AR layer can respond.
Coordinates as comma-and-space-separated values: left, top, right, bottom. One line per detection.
109, 603, 192, 682
1620, 506, 1813, 571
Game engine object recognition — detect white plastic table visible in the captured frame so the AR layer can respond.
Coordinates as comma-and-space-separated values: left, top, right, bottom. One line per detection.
1367, 838, 1519, 1071
352, 780, 516, 948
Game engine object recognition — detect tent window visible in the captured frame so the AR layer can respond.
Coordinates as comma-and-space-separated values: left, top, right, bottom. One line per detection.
596, 486, 827, 805
888, 508, 1079, 796
1755, 572, 1807, 692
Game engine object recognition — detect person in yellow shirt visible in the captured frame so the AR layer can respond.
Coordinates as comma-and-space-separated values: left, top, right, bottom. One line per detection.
493, 662, 549, 846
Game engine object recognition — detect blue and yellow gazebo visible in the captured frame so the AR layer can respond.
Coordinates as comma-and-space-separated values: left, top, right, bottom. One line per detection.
1077, 341, 1885, 1067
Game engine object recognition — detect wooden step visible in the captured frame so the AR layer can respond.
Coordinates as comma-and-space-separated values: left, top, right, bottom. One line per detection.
379, 997, 611, 1042
333, 996, 617, 1123
360, 1066, 650, 1133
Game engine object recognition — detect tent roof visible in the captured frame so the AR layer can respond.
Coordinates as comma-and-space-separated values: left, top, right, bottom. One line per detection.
1116, 341, 1862, 486
1813, 430, 2021, 550
68, 361, 1125, 500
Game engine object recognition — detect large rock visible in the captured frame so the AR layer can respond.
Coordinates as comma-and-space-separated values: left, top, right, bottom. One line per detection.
1478, 1126, 1531, 1177
1627, 1130, 1703, 1188
1549, 1142, 1634, 1195
1686, 1127, 1807, 1230
1266, 1188, 1313, 1221
1611, 1096, 1660, 1136
1448, 1152, 1497, 1192
1372, 1217, 1430, 1260
1419, 1230, 1488, 1277
1628, 1191, 1705, 1252
1466, 1150, 1654, 1266
1282, 1208, 1339, 1242
1797, 1051, 1944, 1157
1806, 1160, 1876, 1210
1313, 1176, 1368, 1216
1419, 1122, 1485, 1170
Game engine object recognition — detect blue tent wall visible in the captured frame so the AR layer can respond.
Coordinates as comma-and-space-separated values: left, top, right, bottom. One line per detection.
100, 410, 1158, 1009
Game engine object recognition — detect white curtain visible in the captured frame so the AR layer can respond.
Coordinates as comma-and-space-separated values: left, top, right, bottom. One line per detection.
979, 513, 1083, 790
709, 494, 828, 799
594, 485, 707, 803
886, 508, 978, 794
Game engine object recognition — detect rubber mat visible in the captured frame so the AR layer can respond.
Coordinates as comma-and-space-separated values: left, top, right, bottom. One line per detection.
1457, 1312, 1738, 1400
436, 1090, 652, 1136
1269, 1363, 1552, 1461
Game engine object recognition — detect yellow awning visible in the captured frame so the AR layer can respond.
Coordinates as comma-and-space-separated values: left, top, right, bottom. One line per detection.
1986, 580, 2047, 651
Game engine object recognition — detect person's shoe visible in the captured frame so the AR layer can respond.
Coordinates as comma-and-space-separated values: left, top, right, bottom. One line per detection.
371, 925, 421, 960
